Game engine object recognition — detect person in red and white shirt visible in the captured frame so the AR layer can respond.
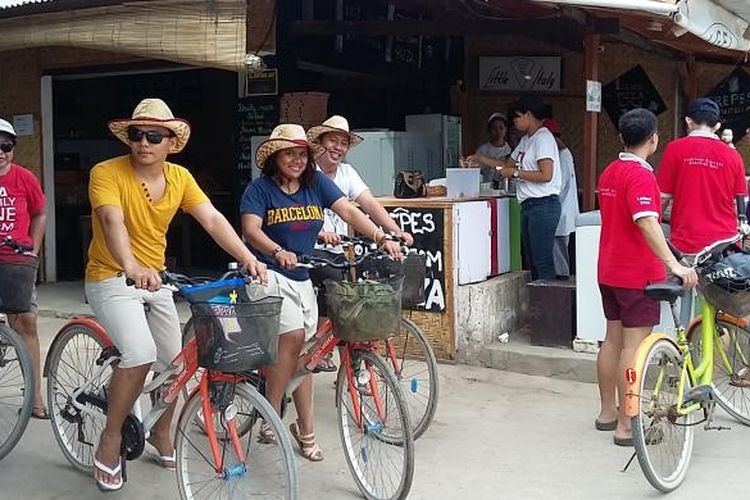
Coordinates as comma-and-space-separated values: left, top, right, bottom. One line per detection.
596, 109, 697, 447
0, 118, 48, 419
658, 98, 747, 254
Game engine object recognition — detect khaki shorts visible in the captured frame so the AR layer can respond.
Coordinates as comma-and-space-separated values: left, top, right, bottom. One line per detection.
251, 270, 317, 340
85, 275, 182, 370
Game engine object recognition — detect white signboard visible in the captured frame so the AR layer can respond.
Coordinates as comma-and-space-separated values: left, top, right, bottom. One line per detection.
12, 114, 33, 137
586, 80, 602, 112
479, 56, 561, 92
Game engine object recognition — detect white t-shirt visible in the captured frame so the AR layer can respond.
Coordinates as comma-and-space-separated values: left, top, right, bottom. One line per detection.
475, 142, 512, 182
556, 147, 580, 236
510, 127, 561, 203
317, 162, 369, 241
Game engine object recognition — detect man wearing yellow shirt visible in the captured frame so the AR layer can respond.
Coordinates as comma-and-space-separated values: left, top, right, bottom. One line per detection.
84, 99, 266, 492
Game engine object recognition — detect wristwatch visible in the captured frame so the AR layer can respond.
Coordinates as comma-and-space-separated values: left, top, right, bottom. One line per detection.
271, 246, 284, 257
512, 168, 520, 179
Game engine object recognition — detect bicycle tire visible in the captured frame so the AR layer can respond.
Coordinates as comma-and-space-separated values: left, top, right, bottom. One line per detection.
687, 317, 750, 426
175, 382, 298, 500
632, 338, 695, 493
46, 323, 111, 473
336, 349, 414, 500
385, 317, 439, 439
0, 324, 34, 461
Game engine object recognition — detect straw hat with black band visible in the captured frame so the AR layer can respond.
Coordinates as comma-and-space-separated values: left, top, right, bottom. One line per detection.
307, 115, 364, 150
108, 98, 191, 154
255, 124, 317, 168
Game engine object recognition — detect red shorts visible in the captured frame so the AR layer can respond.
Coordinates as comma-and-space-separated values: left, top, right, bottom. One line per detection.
599, 284, 660, 328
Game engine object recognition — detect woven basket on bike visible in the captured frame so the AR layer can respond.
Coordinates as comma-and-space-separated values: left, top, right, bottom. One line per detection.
0, 252, 38, 313
697, 249, 750, 317
357, 253, 426, 308
325, 274, 405, 342
182, 278, 283, 373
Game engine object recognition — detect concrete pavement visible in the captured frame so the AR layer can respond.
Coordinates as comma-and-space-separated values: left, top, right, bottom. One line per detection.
0, 315, 747, 499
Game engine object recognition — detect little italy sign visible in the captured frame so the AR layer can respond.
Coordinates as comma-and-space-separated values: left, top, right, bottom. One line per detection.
479, 56, 561, 92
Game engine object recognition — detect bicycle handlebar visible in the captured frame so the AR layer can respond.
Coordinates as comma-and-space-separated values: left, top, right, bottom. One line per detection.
125, 269, 260, 291
0, 236, 33, 254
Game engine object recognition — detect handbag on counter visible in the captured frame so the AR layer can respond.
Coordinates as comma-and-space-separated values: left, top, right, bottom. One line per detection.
394, 170, 427, 198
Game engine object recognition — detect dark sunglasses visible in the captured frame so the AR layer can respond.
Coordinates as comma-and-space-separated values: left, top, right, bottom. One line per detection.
127, 128, 173, 145
0, 143, 13, 153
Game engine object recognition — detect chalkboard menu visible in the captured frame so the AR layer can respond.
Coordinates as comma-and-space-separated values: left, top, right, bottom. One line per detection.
237, 96, 278, 170
387, 207, 445, 313
706, 68, 750, 143
602, 65, 667, 127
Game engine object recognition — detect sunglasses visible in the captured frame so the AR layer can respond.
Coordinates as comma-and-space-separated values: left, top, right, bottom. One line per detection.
0, 143, 13, 153
127, 128, 173, 145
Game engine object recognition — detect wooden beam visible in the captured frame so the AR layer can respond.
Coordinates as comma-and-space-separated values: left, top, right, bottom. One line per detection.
289, 17, 577, 37
582, 32, 600, 212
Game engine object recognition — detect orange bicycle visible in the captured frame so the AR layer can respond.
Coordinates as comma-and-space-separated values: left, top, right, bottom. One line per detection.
44, 272, 298, 499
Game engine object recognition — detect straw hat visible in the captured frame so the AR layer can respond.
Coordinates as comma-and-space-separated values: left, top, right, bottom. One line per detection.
307, 115, 363, 150
108, 98, 191, 153
255, 124, 313, 168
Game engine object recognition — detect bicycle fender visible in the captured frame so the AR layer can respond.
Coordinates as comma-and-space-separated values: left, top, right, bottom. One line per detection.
42, 317, 113, 376
624, 333, 678, 418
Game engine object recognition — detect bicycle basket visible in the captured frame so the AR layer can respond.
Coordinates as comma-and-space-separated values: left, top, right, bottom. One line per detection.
325, 275, 404, 342
357, 253, 426, 308
697, 250, 750, 317
182, 278, 283, 373
0, 252, 38, 314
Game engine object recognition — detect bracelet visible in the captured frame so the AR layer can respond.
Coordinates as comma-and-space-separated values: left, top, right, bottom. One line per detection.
373, 228, 383, 244
271, 246, 284, 257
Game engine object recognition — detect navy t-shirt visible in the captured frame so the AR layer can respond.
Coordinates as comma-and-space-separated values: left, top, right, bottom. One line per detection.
240, 171, 344, 280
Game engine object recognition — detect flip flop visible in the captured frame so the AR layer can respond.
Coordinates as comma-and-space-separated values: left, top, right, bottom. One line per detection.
31, 406, 51, 420
613, 436, 634, 447
594, 419, 617, 431
146, 441, 176, 471
94, 457, 124, 492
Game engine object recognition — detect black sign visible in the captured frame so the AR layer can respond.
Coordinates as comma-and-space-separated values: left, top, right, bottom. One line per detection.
705, 68, 750, 143
237, 96, 278, 170
387, 207, 445, 312
246, 69, 278, 97
602, 65, 667, 127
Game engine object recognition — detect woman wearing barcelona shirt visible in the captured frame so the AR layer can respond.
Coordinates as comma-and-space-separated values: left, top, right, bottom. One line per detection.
240, 124, 401, 462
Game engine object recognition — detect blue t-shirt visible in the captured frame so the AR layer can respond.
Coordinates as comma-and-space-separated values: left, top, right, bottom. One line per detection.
240, 171, 344, 280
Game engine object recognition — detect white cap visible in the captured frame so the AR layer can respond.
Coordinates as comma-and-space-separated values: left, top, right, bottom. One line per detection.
487, 112, 508, 124
0, 119, 16, 139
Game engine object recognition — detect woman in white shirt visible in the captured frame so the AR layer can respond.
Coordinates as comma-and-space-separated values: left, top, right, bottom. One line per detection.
543, 118, 580, 279
469, 96, 561, 280
474, 112, 512, 183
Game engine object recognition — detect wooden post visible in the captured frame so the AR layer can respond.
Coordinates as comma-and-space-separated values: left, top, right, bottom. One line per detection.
582, 33, 600, 212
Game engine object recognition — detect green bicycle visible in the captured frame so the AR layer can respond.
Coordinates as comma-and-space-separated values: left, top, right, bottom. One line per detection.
625, 229, 750, 492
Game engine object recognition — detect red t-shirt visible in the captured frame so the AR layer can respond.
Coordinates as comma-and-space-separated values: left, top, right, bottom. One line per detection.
0, 164, 46, 253
598, 153, 666, 289
657, 134, 748, 253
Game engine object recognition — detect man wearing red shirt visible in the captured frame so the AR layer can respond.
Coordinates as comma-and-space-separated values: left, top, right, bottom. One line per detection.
658, 98, 747, 254
595, 109, 696, 447
0, 118, 48, 419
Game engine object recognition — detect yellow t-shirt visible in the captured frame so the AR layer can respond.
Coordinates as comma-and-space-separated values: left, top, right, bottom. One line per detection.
85, 155, 209, 282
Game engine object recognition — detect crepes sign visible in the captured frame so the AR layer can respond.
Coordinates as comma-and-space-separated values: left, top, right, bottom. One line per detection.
479, 56, 561, 92
705, 67, 750, 143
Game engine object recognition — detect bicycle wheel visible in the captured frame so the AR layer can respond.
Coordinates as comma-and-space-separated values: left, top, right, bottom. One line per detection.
380, 317, 439, 439
336, 349, 414, 500
46, 323, 111, 472
688, 317, 750, 425
0, 324, 34, 461
632, 338, 695, 493
175, 382, 297, 500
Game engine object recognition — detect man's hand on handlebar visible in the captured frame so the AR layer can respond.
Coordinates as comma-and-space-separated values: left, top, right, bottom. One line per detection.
241, 258, 268, 284
379, 239, 403, 260
124, 264, 162, 292
395, 231, 414, 247
318, 231, 342, 246
668, 261, 698, 289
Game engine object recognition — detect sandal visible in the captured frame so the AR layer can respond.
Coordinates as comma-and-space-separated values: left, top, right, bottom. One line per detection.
313, 353, 337, 373
730, 368, 750, 388
289, 421, 323, 462
93, 456, 124, 492
257, 420, 277, 445
31, 405, 51, 420
146, 439, 176, 470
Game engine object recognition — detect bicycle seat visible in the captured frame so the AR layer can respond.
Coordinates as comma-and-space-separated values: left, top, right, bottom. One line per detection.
644, 280, 686, 302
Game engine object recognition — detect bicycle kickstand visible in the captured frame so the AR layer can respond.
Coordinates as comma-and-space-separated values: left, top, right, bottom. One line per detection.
703, 400, 731, 432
